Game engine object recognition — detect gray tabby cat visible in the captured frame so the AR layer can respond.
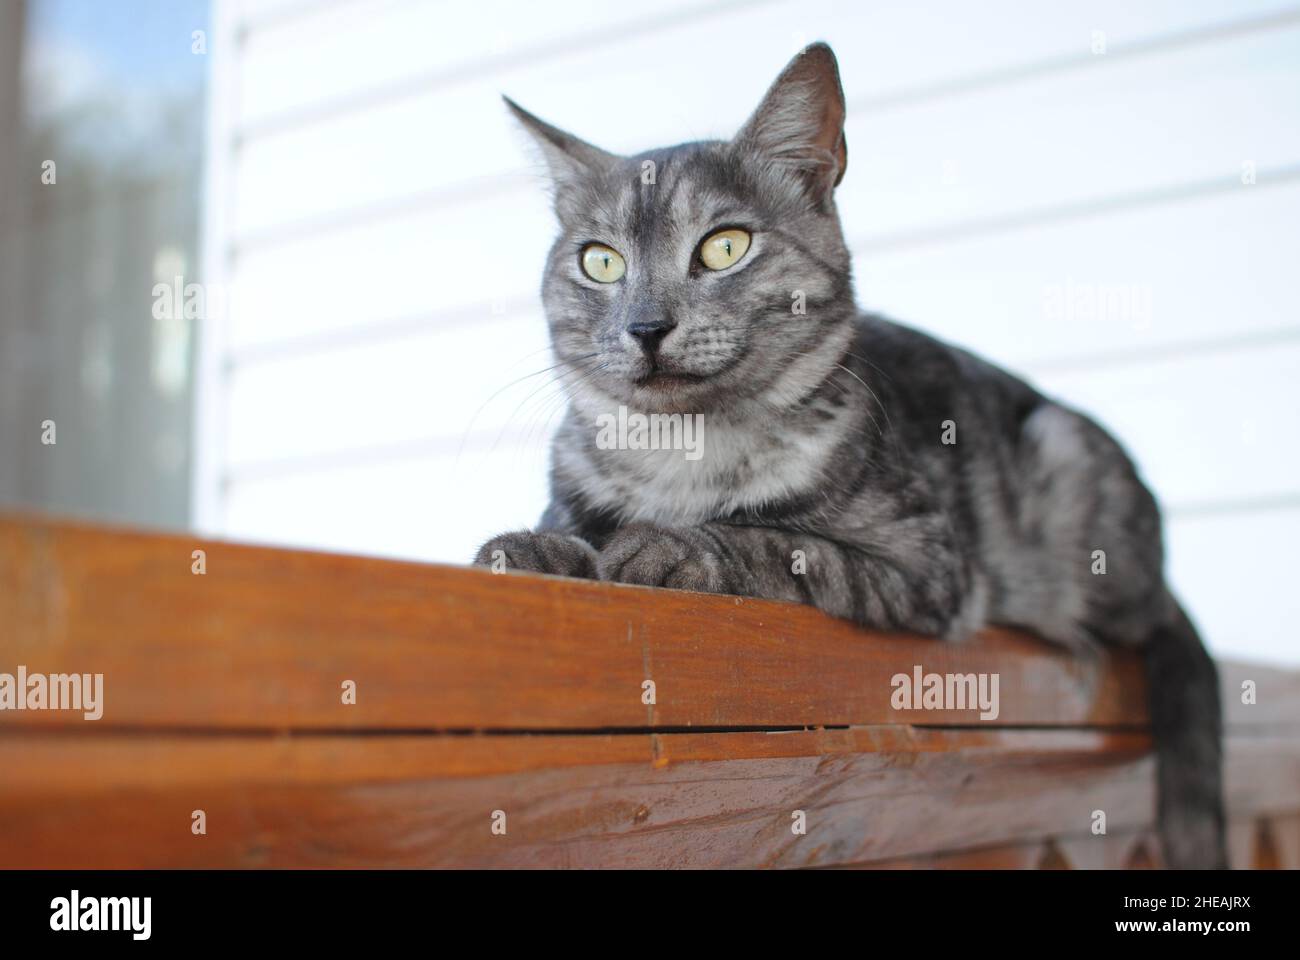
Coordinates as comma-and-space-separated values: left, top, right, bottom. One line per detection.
476, 43, 1225, 869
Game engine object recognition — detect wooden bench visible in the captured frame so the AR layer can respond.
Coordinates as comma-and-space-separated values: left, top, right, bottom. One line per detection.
1, 514, 1297, 868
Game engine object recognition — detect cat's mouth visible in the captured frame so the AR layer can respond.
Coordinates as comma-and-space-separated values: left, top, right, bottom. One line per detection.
634, 370, 707, 389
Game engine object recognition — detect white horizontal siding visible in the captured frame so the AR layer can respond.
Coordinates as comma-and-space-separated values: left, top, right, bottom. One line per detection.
223, 322, 1300, 511
202, 0, 1300, 665
224, 444, 554, 563
230, 10, 1300, 246
225, 188, 553, 350
1034, 342, 1300, 511
861, 181, 1300, 365
1167, 506, 1300, 666
225, 308, 551, 468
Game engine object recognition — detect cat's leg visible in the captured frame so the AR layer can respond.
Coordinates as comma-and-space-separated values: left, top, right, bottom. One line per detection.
473, 530, 599, 579
597, 521, 979, 639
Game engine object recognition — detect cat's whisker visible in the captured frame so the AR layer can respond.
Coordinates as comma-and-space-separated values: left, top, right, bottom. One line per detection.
517, 379, 577, 455
525, 384, 587, 457
837, 351, 903, 450
833, 361, 897, 447
458, 353, 600, 465
842, 349, 894, 384
510, 361, 613, 465
488, 356, 607, 459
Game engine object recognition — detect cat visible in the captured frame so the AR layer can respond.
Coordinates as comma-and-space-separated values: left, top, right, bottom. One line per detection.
476, 43, 1225, 869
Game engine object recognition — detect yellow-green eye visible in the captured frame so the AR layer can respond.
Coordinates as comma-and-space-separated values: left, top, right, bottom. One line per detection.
699, 228, 751, 271
581, 243, 626, 283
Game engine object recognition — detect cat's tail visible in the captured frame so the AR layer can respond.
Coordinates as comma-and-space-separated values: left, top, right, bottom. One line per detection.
1145, 592, 1227, 869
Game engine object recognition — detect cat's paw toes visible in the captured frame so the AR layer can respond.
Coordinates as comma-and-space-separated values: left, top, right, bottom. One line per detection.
597, 524, 731, 594
473, 530, 599, 579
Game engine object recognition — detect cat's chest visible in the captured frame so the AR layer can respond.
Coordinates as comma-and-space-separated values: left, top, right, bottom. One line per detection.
571, 417, 840, 525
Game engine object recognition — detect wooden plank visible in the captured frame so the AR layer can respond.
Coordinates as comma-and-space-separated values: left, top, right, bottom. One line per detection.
1228, 813, 1300, 870
1227, 818, 1258, 870
1, 727, 1293, 869
2, 515, 1296, 869
0, 728, 1155, 868
0, 726, 1143, 793
1264, 814, 1300, 869
0, 514, 1153, 731
833, 828, 1164, 869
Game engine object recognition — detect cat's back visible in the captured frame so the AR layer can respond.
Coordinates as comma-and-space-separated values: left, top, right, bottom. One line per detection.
849, 313, 1047, 441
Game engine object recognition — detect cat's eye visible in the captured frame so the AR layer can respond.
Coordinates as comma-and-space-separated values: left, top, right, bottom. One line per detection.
699, 228, 751, 271
580, 243, 626, 283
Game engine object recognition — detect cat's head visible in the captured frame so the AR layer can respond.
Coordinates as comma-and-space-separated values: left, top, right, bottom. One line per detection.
507, 43, 857, 416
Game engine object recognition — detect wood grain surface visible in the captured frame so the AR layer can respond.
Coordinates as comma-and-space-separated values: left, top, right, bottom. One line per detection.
0, 513, 1149, 730
1, 513, 1296, 869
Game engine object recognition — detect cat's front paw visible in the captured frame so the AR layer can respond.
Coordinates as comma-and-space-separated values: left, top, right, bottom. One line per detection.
474, 530, 599, 579
597, 524, 734, 595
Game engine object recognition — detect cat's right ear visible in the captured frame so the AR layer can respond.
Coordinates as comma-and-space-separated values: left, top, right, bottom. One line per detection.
734, 42, 848, 205
503, 96, 617, 189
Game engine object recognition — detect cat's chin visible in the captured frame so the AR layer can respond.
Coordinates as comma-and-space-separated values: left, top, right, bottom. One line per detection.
621, 373, 722, 414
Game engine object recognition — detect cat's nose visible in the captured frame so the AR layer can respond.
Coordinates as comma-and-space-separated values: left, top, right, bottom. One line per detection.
627, 317, 677, 356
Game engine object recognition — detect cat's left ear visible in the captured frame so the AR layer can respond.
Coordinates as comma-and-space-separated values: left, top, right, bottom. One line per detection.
503, 96, 617, 187
734, 42, 848, 202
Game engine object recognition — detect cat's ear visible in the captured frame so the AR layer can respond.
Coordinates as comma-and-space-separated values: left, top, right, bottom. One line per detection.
503, 96, 617, 187
734, 42, 848, 201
